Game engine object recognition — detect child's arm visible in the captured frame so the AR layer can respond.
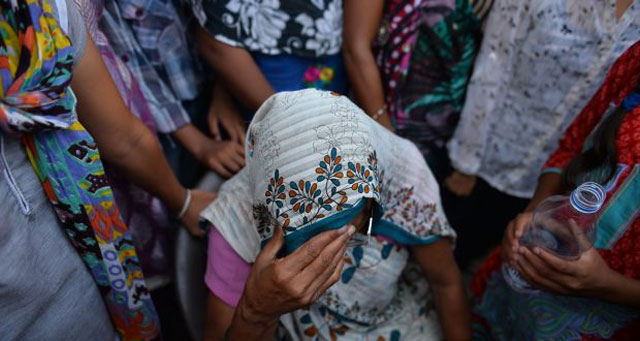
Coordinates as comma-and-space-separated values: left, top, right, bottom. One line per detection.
411, 239, 471, 340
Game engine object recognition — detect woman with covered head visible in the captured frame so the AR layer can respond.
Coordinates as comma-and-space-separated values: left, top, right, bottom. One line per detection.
201, 89, 469, 340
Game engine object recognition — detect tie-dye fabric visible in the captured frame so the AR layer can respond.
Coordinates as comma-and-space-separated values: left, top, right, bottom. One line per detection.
0, 0, 160, 339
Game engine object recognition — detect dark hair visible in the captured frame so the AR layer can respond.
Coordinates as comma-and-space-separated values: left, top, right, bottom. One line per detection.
562, 82, 640, 189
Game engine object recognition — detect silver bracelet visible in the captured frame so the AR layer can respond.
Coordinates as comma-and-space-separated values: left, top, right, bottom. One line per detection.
177, 189, 192, 220
371, 105, 387, 121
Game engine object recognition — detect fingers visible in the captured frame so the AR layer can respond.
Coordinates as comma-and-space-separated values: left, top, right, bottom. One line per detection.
516, 254, 568, 294
236, 126, 247, 145
257, 224, 285, 263
230, 143, 246, 167
532, 247, 575, 275
233, 139, 246, 157
317, 254, 346, 295
517, 247, 567, 294
220, 154, 243, 173
209, 160, 233, 178
568, 219, 593, 252
297, 228, 351, 286
517, 247, 571, 292
283, 225, 354, 272
223, 120, 239, 143
513, 213, 532, 239
302, 241, 347, 299
208, 109, 221, 140
219, 142, 245, 172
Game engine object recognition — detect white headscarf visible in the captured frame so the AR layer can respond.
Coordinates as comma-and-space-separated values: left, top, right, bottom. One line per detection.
201, 89, 454, 263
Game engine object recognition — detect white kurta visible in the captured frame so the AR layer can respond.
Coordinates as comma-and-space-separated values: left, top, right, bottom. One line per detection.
448, 0, 640, 198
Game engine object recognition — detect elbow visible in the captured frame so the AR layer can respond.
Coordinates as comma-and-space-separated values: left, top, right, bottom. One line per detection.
102, 119, 149, 167
197, 29, 224, 69
197, 28, 235, 73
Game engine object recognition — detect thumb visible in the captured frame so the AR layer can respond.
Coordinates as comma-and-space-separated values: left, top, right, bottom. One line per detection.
568, 219, 593, 251
514, 213, 532, 238
257, 224, 285, 263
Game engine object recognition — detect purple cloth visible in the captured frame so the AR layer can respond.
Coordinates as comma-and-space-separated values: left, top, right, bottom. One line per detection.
206, 228, 251, 308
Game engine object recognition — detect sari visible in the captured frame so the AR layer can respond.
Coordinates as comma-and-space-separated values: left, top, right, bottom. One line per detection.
471, 41, 640, 340
375, 0, 481, 176
0, 0, 160, 338
76, 0, 172, 280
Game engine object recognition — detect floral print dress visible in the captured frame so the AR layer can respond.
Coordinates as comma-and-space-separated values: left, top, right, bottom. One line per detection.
190, 0, 347, 102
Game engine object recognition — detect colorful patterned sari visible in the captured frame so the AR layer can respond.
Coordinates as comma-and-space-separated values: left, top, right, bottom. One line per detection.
376, 0, 481, 172
76, 0, 172, 280
0, 0, 160, 339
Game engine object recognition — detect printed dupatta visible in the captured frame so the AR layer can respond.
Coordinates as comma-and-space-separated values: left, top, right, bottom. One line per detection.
0, 0, 160, 339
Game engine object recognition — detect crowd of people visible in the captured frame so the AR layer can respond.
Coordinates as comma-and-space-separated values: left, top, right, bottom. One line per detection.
1, 0, 639, 340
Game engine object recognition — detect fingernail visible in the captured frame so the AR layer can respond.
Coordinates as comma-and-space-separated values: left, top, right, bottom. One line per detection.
347, 225, 356, 236
533, 248, 541, 255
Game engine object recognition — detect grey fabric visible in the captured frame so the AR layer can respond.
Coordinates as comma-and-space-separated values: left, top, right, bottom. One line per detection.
0, 137, 115, 341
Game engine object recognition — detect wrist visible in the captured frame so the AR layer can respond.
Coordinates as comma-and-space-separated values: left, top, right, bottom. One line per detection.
172, 124, 208, 158
593, 267, 621, 300
236, 296, 276, 326
228, 298, 278, 339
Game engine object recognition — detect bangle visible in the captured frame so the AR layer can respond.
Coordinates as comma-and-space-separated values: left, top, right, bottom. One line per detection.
177, 189, 192, 220
371, 105, 387, 121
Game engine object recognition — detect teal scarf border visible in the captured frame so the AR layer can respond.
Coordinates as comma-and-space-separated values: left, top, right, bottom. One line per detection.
595, 165, 640, 249
262, 199, 442, 255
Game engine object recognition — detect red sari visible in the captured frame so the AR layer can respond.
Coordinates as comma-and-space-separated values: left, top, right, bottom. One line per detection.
471, 41, 640, 340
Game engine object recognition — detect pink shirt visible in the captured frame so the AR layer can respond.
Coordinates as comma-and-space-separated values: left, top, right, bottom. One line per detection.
205, 227, 251, 308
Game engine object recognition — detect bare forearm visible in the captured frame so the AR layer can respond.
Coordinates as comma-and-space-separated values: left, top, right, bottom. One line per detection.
431, 281, 471, 340
172, 123, 207, 158
343, 0, 385, 116
197, 28, 274, 110
72, 34, 187, 215
343, 47, 386, 115
525, 172, 564, 212
411, 240, 471, 340
108, 121, 186, 214
599, 271, 640, 308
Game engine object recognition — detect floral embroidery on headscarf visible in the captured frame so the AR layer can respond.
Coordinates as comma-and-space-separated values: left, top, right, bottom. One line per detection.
259, 147, 382, 235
